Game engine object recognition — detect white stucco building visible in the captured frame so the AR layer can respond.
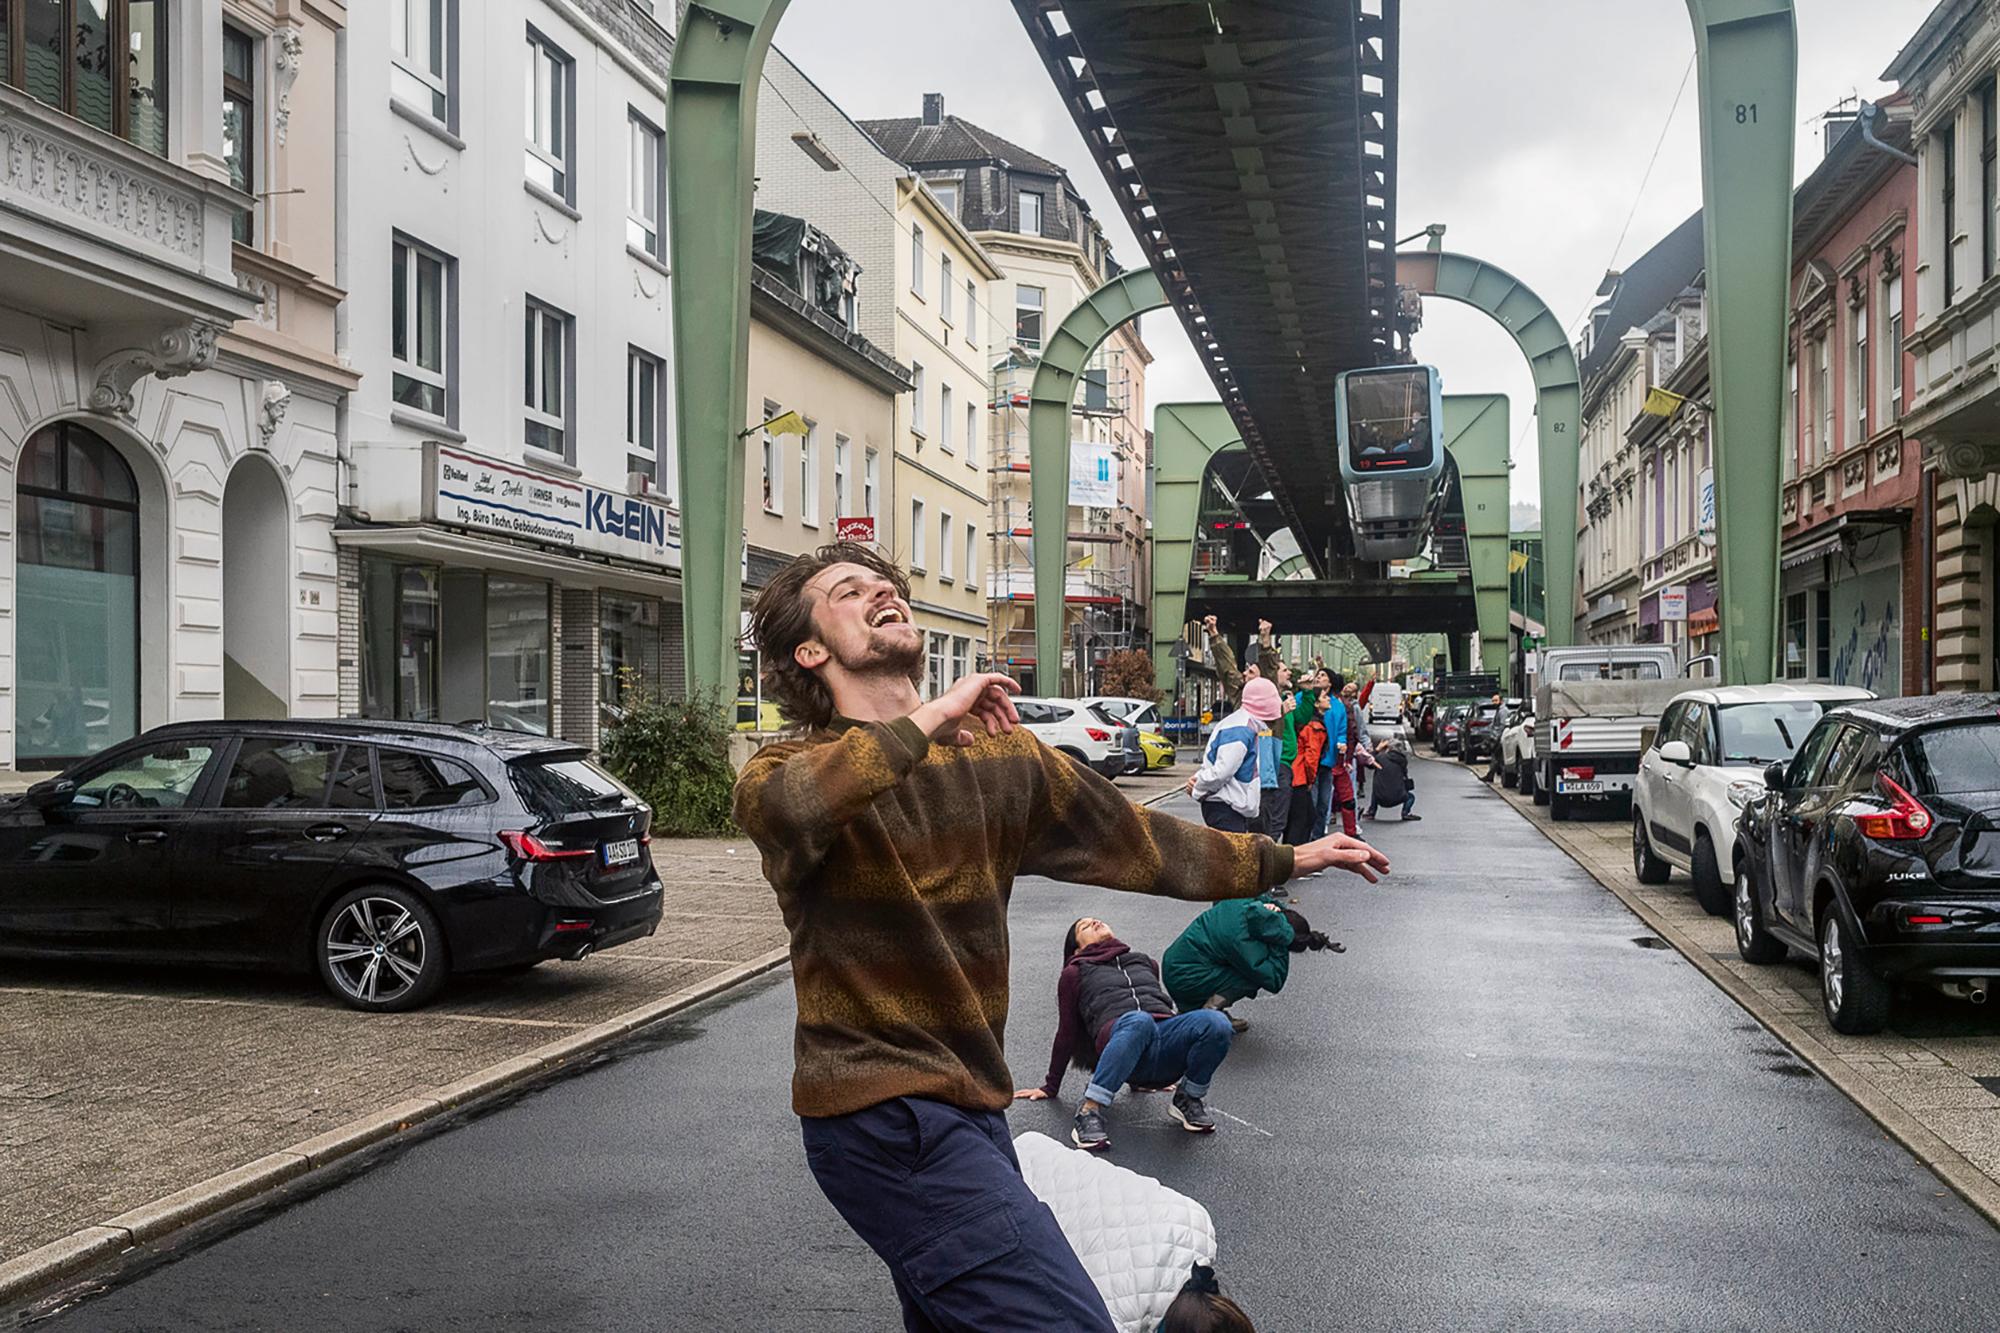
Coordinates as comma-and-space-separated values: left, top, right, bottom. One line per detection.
335, 0, 680, 748
1, 0, 352, 775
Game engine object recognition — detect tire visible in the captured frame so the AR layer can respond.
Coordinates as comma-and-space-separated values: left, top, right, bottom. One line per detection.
316, 885, 449, 1013
1550, 790, 1571, 822
1818, 904, 1891, 1035
1502, 755, 1519, 790
1734, 857, 1786, 964
1519, 761, 1537, 801
1632, 812, 1670, 883
1691, 833, 1730, 917
1530, 762, 1549, 806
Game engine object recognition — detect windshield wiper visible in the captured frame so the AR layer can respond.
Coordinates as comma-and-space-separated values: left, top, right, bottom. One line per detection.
1773, 718, 1795, 750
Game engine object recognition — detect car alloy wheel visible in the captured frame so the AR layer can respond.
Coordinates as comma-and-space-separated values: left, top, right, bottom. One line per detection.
320, 890, 445, 1012
1817, 906, 1891, 1035
1734, 862, 1785, 964
1820, 915, 1845, 1013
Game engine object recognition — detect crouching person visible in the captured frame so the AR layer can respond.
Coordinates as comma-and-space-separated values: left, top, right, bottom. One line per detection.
1017, 918, 1237, 1151
1161, 898, 1341, 1032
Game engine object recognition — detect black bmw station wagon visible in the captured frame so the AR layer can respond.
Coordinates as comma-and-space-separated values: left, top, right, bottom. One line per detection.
0, 720, 664, 1011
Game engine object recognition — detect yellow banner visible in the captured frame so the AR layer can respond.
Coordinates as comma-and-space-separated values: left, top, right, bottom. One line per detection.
1641, 387, 1685, 418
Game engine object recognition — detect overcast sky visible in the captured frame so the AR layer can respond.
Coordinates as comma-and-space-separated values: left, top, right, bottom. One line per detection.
772, 0, 1927, 513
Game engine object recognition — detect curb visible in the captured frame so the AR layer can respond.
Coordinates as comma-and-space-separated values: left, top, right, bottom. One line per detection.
0, 945, 793, 1307
1496, 784, 2000, 1232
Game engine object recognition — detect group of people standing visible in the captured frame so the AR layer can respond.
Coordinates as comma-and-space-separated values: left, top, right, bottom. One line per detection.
1187, 617, 1419, 848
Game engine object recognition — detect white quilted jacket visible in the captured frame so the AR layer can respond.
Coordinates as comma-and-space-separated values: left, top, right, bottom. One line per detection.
1015, 1132, 1218, 1333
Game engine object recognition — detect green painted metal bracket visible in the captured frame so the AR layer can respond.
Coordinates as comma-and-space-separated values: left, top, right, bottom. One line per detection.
666, 0, 792, 701
1687, 0, 1796, 684
1443, 394, 1514, 676
1397, 251, 1580, 649
1148, 402, 1243, 691
1030, 269, 1169, 693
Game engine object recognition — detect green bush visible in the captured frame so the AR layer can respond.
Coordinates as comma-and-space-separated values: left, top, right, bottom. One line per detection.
601, 678, 738, 838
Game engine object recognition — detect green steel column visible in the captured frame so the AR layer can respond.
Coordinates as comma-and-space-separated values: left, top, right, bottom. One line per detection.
1444, 395, 1514, 675
1396, 252, 1581, 646
1148, 403, 1242, 690
666, 0, 792, 700
1028, 270, 1168, 694
1687, 0, 1796, 684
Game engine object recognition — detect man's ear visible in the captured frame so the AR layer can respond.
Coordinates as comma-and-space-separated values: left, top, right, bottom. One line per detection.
794, 640, 829, 671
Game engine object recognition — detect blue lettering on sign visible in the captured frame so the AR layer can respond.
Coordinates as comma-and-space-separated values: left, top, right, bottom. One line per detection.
584, 489, 669, 551
1096, 458, 1111, 483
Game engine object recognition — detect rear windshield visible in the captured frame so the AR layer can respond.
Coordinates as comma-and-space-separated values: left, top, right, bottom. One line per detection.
1558, 661, 1664, 681
1717, 701, 1827, 765
1901, 723, 2000, 797
509, 757, 633, 819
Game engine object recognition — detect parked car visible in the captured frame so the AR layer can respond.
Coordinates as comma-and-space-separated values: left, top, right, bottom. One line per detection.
1085, 703, 1147, 776
0, 721, 665, 1013
1633, 684, 1873, 916
1080, 696, 1175, 770
1414, 698, 1438, 742
1435, 704, 1471, 757
1015, 698, 1126, 778
1734, 694, 2000, 1033
1459, 698, 1510, 764
1500, 701, 1538, 794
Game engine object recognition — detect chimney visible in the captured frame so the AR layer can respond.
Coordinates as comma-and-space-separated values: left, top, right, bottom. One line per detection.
922, 93, 945, 127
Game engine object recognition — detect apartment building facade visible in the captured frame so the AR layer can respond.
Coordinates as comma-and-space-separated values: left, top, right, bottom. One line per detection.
1627, 284, 1719, 669
0, 0, 351, 774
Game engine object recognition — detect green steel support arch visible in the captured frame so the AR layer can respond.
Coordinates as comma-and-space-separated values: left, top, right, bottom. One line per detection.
1148, 403, 1243, 691
1031, 269, 1169, 693
1396, 251, 1581, 649
1688, 0, 1796, 684
666, 0, 792, 700
1444, 394, 1515, 676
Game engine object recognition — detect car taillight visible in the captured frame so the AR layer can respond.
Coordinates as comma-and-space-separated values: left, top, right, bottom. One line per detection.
499, 830, 593, 861
1085, 728, 1111, 742
1856, 775, 1934, 841
1563, 767, 1596, 782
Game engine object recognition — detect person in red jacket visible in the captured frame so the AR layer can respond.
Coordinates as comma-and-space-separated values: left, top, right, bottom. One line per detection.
1285, 687, 1329, 845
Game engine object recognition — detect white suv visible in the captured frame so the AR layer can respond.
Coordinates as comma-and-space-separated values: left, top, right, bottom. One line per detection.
1632, 683, 1874, 915
1014, 697, 1126, 779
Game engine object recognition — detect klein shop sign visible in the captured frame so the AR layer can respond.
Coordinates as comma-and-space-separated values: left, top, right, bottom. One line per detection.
426, 444, 680, 570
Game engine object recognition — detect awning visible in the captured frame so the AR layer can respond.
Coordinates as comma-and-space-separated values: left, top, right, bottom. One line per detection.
334, 524, 685, 598
1782, 510, 1910, 571
1688, 608, 1719, 636
1781, 532, 1844, 571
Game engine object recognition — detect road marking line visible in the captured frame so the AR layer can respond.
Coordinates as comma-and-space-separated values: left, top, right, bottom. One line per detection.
428, 1014, 583, 1030
1208, 1106, 1275, 1137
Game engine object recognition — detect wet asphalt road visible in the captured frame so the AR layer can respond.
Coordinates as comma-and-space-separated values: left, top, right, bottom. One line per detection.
22, 758, 2000, 1330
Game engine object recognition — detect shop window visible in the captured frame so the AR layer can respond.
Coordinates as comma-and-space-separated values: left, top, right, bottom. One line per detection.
628, 109, 665, 258
392, 0, 455, 129
524, 298, 572, 460
486, 578, 550, 735
1782, 591, 1808, 681
222, 25, 256, 245
524, 27, 575, 204
4, 0, 167, 156
600, 595, 663, 721
14, 422, 141, 766
393, 236, 453, 421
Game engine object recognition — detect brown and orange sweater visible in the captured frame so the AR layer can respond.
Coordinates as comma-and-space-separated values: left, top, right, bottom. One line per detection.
732, 715, 1296, 1118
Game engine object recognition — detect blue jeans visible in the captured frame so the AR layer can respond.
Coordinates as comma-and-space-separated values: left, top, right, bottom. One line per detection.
802, 1097, 1116, 1331
1084, 1009, 1235, 1106
1367, 788, 1416, 817
1312, 766, 1335, 837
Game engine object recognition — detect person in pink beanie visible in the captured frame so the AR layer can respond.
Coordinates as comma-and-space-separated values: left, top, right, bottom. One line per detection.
1186, 676, 1284, 833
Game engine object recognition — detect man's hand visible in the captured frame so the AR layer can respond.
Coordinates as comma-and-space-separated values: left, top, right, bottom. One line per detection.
1257, 619, 1273, 637
1184, 773, 1198, 795
1013, 1088, 1050, 1101
1202, 614, 1219, 637
912, 672, 1021, 747
1293, 832, 1390, 883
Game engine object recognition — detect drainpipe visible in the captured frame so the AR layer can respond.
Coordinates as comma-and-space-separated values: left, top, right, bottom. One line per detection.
1858, 102, 1919, 167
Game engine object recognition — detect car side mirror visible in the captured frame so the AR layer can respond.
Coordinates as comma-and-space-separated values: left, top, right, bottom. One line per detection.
25, 778, 76, 811
1763, 762, 1788, 790
1659, 740, 1694, 767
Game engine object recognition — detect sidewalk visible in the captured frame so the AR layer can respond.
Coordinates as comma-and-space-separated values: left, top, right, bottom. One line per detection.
1462, 755, 2000, 1225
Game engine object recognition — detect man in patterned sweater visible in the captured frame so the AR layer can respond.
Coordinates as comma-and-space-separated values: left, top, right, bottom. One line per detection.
733, 543, 1388, 1331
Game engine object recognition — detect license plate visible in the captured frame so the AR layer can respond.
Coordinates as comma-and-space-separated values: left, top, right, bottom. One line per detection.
602, 838, 640, 867
1559, 780, 1606, 794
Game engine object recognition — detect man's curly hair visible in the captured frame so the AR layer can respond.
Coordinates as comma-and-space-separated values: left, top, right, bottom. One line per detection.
747, 542, 919, 731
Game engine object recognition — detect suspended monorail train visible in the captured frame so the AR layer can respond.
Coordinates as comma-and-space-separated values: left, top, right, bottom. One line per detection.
1334, 363, 1447, 561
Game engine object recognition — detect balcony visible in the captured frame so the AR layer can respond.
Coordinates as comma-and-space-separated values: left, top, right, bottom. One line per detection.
0, 83, 255, 391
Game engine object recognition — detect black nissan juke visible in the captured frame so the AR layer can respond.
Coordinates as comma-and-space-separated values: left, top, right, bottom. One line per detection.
1733, 695, 2000, 1034
0, 720, 664, 1012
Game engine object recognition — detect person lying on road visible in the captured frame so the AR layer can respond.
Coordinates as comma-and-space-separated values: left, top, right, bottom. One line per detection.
732, 542, 1389, 1332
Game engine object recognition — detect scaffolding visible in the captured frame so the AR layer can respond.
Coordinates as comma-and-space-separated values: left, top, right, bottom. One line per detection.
986, 350, 1145, 693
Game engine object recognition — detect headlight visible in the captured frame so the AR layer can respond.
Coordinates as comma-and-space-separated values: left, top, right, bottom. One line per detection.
1726, 783, 1760, 809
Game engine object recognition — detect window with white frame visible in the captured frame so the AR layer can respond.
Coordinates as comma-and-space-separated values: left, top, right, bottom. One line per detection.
392, 0, 454, 126
1017, 285, 1045, 351
911, 226, 925, 298
941, 257, 954, 326
628, 111, 665, 258
627, 345, 662, 460
1883, 268, 1904, 426
928, 633, 948, 694
964, 522, 977, 589
392, 236, 452, 422
912, 363, 927, 435
800, 420, 820, 527
929, 179, 958, 216
524, 298, 572, 459
940, 384, 954, 453
1815, 336, 1832, 460
864, 448, 879, 518
1784, 352, 1798, 480
966, 279, 979, 348
911, 497, 927, 568
966, 402, 978, 468
1019, 190, 1043, 235
222, 26, 257, 245
951, 636, 969, 685
833, 435, 851, 519
525, 28, 575, 204
1849, 295, 1868, 444
940, 509, 954, 581
760, 399, 783, 514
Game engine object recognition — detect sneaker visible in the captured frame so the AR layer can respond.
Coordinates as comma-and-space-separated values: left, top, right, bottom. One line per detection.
1223, 1010, 1249, 1034
1169, 1090, 1217, 1133
1071, 1107, 1111, 1152
1404, 813, 1423, 822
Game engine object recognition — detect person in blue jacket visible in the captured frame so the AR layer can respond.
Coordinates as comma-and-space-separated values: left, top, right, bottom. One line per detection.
1315, 674, 1353, 838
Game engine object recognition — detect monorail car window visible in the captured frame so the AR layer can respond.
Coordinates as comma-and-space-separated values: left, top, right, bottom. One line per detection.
1344, 367, 1437, 471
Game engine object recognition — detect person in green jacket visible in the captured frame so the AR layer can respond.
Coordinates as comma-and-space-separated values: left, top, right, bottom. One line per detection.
1161, 897, 1340, 1032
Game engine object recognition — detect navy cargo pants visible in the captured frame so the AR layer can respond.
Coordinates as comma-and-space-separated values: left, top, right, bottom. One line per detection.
801, 1095, 1117, 1332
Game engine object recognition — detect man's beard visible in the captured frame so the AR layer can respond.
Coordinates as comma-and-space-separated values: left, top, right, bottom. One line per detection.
835, 626, 925, 681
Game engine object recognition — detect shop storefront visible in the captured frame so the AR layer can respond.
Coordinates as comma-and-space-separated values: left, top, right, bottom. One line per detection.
1779, 525, 1905, 696
338, 446, 682, 749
